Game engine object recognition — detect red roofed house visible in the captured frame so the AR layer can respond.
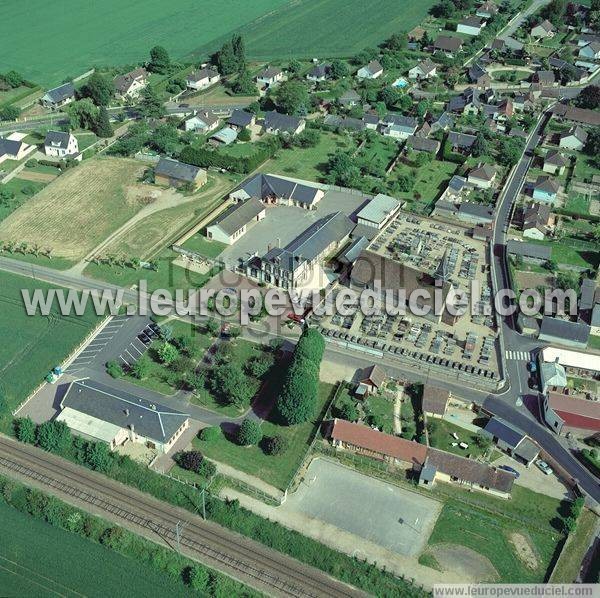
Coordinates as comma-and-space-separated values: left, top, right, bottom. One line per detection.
543, 391, 600, 435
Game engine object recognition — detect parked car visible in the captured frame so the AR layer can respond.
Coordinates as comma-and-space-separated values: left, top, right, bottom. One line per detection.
528, 361, 537, 373
498, 465, 520, 478
535, 460, 553, 475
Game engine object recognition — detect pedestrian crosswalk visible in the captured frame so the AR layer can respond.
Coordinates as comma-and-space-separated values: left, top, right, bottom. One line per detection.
505, 350, 531, 361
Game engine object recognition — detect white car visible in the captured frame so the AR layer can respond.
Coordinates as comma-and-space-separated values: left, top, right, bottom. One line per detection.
535, 460, 553, 475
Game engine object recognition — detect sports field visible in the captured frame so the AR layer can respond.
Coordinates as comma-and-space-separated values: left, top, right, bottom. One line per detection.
0, 501, 187, 597
0, 271, 99, 429
1, 0, 437, 86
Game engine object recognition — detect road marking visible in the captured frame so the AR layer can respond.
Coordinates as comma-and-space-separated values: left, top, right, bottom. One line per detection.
505, 350, 529, 361
129, 344, 144, 356
119, 355, 130, 365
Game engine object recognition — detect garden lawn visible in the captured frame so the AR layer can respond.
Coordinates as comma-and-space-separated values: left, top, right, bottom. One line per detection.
365, 394, 395, 434
265, 132, 355, 182
181, 234, 227, 259
196, 382, 335, 490
0, 502, 188, 598
428, 419, 489, 459
0, 178, 46, 223
564, 194, 591, 216
0, 271, 100, 431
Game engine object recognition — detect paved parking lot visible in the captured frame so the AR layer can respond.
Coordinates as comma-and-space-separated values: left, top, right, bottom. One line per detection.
283, 458, 441, 557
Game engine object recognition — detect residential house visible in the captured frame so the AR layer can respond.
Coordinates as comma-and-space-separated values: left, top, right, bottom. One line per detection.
447, 87, 481, 114
559, 126, 588, 150
543, 150, 567, 175
183, 111, 219, 133
262, 111, 305, 135
483, 417, 539, 467
433, 35, 464, 57
507, 239, 551, 264
357, 60, 384, 80
467, 164, 497, 189
531, 20, 555, 39
468, 62, 491, 87
422, 386, 450, 418
430, 111, 454, 132
457, 202, 494, 225
209, 127, 238, 146
579, 42, 600, 60
362, 113, 380, 130
113, 67, 148, 99
532, 175, 559, 204
513, 92, 535, 112
539, 316, 591, 349
540, 359, 567, 393
41, 82, 75, 109
307, 63, 331, 82
356, 193, 402, 230
408, 59, 437, 80
245, 212, 354, 290
44, 130, 79, 158
414, 121, 432, 138
406, 135, 440, 154
380, 114, 418, 139
256, 67, 284, 87
521, 202, 552, 240
543, 391, 600, 434
154, 157, 207, 189
57, 379, 189, 454
323, 115, 366, 132
448, 131, 476, 154
338, 88, 361, 107
532, 70, 556, 87
356, 365, 387, 397
577, 33, 600, 47
457, 16, 486, 36
552, 104, 600, 127
476, 0, 498, 18
0, 134, 34, 164
206, 198, 265, 245
186, 68, 220, 90
228, 109, 255, 130
442, 174, 471, 200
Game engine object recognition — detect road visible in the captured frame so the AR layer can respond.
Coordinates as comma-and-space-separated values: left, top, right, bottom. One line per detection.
0, 435, 365, 598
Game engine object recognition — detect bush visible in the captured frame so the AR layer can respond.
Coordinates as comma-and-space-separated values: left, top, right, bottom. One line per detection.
177, 450, 204, 473
238, 128, 251, 142
106, 360, 123, 378
237, 419, 263, 446
199, 426, 221, 442
14, 417, 36, 444
263, 434, 289, 456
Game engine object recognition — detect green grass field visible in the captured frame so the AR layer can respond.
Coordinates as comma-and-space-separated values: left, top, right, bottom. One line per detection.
1, 0, 437, 86
0, 501, 187, 597
0, 271, 99, 429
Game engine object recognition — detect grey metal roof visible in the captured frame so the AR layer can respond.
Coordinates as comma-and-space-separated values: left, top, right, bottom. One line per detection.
339, 236, 370, 265
233, 173, 321, 206
534, 175, 559, 194
382, 113, 418, 130
263, 111, 302, 133
458, 202, 494, 221
579, 278, 596, 311
44, 130, 71, 150
43, 82, 75, 103
407, 135, 440, 153
228, 109, 254, 128
155, 157, 202, 182
484, 416, 525, 449
514, 437, 539, 462
506, 240, 551, 260
209, 198, 264, 236
187, 68, 219, 82
62, 379, 189, 443
257, 67, 282, 79
468, 62, 488, 82
307, 63, 331, 78
210, 126, 238, 145
357, 193, 400, 225
539, 317, 591, 345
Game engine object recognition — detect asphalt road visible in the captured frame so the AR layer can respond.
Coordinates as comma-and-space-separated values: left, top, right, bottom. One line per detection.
0, 435, 365, 598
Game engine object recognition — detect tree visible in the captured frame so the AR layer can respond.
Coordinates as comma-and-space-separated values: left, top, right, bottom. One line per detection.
205, 318, 220, 336
231, 65, 255, 95
577, 85, 600, 109
85, 442, 113, 472
0, 105, 20, 121
237, 419, 262, 446
245, 354, 273, 378
210, 363, 255, 407
148, 46, 171, 74
263, 434, 289, 455
474, 432, 491, 450
131, 354, 151, 379
431, 0, 455, 18
199, 426, 221, 442
157, 341, 179, 364
1, 70, 25, 88
188, 566, 210, 591
93, 106, 113, 138
80, 73, 114, 106
584, 127, 600, 158
378, 86, 403, 109
238, 127, 251, 141
106, 360, 123, 378
178, 450, 204, 473
138, 86, 166, 119
36, 420, 72, 454
65, 98, 99, 130
288, 59, 302, 75
397, 173, 415, 192
385, 32, 407, 51
472, 132, 489, 157
15, 417, 36, 444
330, 59, 349, 79
541, 0, 567, 27
336, 399, 358, 422
295, 129, 320, 148
148, 123, 178, 154
497, 137, 524, 166
326, 151, 360, 187
275, 80, 310, 115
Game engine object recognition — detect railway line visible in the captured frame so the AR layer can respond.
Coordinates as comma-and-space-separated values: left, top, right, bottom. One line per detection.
0, 436, 366, 598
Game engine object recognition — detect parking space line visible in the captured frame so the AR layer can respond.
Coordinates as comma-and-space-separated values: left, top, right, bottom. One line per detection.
129, 344, 144, 356
124, 350, 137, 362
119, 355, 130, 365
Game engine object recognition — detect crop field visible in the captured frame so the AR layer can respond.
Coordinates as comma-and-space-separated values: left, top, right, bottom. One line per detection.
1, 0, 437, 86
0, 271, 99, 430
0, 157, 147, 266
0, 501, 187, 597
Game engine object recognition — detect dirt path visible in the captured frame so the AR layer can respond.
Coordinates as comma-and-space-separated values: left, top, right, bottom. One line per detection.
15, 170, 58, 183
394, 387, 403, 435
214, 459, 283, 501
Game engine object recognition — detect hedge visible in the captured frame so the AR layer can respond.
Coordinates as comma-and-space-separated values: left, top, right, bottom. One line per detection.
179, 141, 277, 174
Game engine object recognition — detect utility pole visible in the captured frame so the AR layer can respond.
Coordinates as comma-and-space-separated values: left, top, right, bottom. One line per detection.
175, 520, 186, 552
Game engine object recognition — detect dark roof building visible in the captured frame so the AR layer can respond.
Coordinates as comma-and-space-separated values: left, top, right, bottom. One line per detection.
539, 317, 591, 349
263, 111, 304, 134
231, 173, 324, 208
228, 109, 255, 128
422, 386, 450, 417
506, 239, 552, 261
155, 157, 206, 188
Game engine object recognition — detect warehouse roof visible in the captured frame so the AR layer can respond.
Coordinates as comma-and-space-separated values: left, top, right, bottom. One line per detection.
356, 193, 401, 225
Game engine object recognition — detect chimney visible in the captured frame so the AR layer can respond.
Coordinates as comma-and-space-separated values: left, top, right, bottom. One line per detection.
124, 408, 129, 417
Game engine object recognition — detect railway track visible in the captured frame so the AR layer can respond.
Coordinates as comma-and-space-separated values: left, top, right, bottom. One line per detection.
0, 437, 365, 598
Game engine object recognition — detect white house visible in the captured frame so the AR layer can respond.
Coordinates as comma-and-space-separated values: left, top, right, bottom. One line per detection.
256, 67, 284, 87
457, 16, 486, 36
467, 163, 497, 189
44, 130, 79, 158
579, 42, 600, 60
186, 68, 220, 90
531, 20, 555, 39
114, 67, 148, 99
183, 111, 220, 133
408, 59, 437, 80
357, 60, 384, 80
559, 126, 588, 150
41, 82, 75, 109
0, 133, 35, 164
206, 198, 266, 245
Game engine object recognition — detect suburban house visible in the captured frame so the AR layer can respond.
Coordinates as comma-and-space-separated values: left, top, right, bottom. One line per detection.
433, 35, 464, 57
483, 417, 540, 467
507, 239, 551, 264
57, 379, 190, 454
356, 193, 401, 230
228, 109, 255, 130
186, 67, 220, 90
406, 135, 440, 154
539, 316, 591, 349
448, 131, 476, 153
323, 115, 366, 132
357, 60, 384, 80
209, 127, 238, 146
513, 92, 535, 112
521, 202, 552, 240
467, 163, 497, 189
422, 385, 450, 418
306, 63, 331, 82
532, 175, 559, 204
0, 134, 34, 164
355, 365, 387, 397
245, 211, 354, 291
338, 88, 361, 107
113, 67, 148, 99
543, 391, 600, 434
380, 114, 418, 139
447, 87, 481, 114
408, 59, 438, 80
154, 157, 207, 189
578, 42, 600, 60
206, 197, 266, 245
41, 82, 75, 109
559, 126, 588, 150
430, 111, 454, 132
532, 70, 556, 87
476, 1, 498, 18
457, 16, 486, 36
44, 130, 79, 158
256, 66, 284, 87
441, 175, 472, 201
543, 150, 567, 175
468, 62, 491, 87
531, 19, 555, 39
231, 172, 324, 209
183, 111, 219, 133
262, 111, 305, 135
552, 104, 600, 127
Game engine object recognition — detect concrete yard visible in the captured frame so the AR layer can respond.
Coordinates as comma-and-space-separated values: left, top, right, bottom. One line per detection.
283, 458, 441, 557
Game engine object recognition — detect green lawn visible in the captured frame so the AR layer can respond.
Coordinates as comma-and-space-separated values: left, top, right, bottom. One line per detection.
196, 381, 335, 490
0, 271, 100, 431
0, 497, 188, 598
359, 136, 399, 170
265, 131, 355, 182
528, 238, 600, 270
181, 234, 227, 259
218, 143, 260, 159
0, 178, 46, 223
428, 419, 490, 459
564, 194, 591, 216
365, 393, 395, 434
